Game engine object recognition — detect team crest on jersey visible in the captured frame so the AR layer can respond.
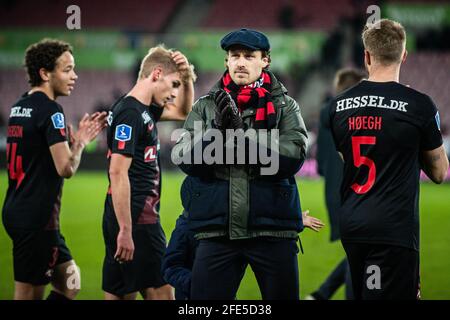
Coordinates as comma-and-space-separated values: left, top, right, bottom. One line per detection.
435, 112, 441, 131
115, 124, 132, 141
51, 113, 65, 129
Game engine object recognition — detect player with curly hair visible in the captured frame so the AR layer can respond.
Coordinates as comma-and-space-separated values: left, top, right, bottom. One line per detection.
2, 38, 107, 300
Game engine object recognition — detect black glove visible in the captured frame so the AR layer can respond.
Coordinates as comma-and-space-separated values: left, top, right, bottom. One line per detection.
214, 90, 244, 130
213, 90, 231, 129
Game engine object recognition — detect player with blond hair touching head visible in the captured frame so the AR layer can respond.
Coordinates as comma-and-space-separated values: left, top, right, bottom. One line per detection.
102, 45, 196, 300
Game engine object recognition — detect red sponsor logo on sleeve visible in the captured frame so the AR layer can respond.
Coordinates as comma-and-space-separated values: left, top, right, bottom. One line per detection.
144, 146, 157, 162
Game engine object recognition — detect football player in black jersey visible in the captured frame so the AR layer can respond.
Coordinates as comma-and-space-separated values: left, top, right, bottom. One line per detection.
330, 19, 448, 299
102, 45, 196, 300
2, 39, 107, 300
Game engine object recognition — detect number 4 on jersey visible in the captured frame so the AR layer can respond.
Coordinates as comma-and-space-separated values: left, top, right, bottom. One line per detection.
6, 143, 25, 189
351, 136, 377, 194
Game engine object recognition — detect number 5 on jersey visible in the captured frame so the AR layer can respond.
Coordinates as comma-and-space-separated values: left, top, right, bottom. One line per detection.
351, 136, 377, 194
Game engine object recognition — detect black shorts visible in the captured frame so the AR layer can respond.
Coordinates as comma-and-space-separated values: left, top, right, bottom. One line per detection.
342, 242, 420, 300
102, 217, 168, 296
5, 228, 73, 285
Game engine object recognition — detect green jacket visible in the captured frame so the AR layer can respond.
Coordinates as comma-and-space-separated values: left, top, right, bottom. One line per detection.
174, 71, 308, 240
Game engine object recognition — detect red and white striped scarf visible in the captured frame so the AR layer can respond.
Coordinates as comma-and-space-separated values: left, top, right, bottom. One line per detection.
221, 71, 276, 129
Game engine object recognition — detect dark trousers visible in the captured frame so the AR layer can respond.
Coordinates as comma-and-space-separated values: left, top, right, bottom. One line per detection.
315, 257, 353, 300
343, 242, 419, 300
191, 237, 299, 300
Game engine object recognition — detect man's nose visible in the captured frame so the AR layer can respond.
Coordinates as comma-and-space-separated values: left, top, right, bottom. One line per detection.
237, 56, 246, 67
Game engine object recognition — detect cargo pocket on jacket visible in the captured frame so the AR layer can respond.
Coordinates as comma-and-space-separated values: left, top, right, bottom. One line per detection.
180, 176, 229, 221
249, 179, 301, 228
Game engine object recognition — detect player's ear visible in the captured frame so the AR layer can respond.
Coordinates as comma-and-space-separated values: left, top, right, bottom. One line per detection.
39, 68, 51, 82
402, 50, 408, 63
364, 50, 371, 67
151, 67, 163, 82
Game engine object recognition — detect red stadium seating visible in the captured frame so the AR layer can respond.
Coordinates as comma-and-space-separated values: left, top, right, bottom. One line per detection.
401, 52, 450, 126
0, 0, 180, 32
202, 0, 354, 30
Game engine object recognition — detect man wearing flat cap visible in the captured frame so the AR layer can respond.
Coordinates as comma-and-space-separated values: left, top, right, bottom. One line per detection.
173, 28, 308, 299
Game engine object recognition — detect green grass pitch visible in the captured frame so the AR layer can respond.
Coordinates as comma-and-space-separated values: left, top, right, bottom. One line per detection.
1, 171, 449, 300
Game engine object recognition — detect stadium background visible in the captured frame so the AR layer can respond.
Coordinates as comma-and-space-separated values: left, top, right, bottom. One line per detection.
0, 0, 449, 299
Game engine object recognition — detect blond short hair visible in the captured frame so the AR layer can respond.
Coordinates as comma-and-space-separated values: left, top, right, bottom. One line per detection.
333, 68, 367, 94
138, 44, 196, 83
362, 19, 406, 66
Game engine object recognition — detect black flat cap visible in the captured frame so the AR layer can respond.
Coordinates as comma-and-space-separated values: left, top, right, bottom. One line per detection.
220, 28, 270, 51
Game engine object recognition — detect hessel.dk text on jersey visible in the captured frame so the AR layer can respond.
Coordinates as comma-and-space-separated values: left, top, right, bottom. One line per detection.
336, 95, 408, 113
10, 106, 33, 118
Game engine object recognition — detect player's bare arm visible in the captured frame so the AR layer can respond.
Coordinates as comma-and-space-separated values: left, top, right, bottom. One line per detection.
50, 112, 107, 178
302, 210, 325, 232
420, 144, 449, 184
159, 51, 195, 121
109, 153, 135, 263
